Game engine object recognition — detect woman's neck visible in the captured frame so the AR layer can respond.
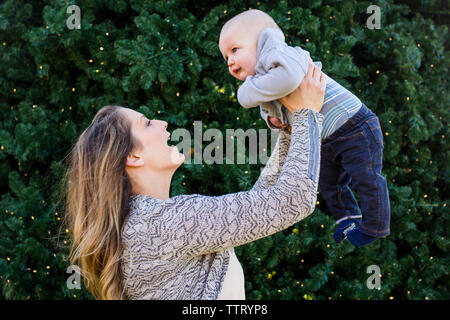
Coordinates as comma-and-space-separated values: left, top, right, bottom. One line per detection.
129, 168, 174, 200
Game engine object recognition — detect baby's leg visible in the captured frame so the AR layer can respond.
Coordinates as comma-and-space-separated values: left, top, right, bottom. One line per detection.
338, 117, 390, 239
319, 146, 362, 224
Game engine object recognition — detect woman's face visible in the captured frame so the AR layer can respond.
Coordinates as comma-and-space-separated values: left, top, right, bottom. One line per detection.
121, 108, 185, 171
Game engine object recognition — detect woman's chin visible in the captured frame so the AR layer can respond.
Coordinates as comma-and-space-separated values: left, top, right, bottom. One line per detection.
169, 145, 185, 165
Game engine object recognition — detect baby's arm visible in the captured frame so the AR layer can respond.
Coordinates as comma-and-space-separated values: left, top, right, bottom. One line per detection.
238, 48, 311, 108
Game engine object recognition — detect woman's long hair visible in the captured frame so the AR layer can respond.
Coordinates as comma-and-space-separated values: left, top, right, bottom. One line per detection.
63, 106, 138, 299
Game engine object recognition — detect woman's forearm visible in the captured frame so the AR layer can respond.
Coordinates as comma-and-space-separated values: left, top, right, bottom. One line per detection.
251, 129, 291, 191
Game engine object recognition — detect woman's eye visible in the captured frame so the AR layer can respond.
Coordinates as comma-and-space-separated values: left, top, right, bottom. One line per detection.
147, 120, 151, 126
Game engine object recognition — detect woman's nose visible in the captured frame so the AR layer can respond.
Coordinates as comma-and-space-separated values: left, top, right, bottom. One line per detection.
153, 119, 167, 130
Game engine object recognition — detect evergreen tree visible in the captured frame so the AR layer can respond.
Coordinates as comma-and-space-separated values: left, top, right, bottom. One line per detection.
0, 0, 448, 300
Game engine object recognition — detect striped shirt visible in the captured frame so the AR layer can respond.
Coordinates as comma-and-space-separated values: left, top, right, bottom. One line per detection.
319, 74, 361, 139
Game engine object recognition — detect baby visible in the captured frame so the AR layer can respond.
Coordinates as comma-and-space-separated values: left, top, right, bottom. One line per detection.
219, 9, 391, 247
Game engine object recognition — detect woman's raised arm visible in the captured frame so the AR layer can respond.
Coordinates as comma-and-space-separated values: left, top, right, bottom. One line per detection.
129, 63, 326, 259
252, 62, 326, 191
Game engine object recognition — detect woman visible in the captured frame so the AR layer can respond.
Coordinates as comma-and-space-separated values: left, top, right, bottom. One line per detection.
64, 63, 325, 300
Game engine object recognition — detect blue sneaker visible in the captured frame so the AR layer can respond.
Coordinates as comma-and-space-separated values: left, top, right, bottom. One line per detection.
333, 218, 361, 243
346, 228, 378, 247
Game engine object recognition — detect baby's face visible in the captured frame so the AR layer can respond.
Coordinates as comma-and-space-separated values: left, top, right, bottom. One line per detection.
219, 29, 258, 81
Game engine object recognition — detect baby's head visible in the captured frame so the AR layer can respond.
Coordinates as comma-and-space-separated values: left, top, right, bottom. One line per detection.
219, 9, 280, 81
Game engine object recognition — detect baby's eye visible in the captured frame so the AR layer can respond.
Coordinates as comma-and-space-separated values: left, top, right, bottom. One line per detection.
146, 119, 151, 126
232, 47, 238, 53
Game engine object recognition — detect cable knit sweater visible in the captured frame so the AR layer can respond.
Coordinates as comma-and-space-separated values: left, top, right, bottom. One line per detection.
120, 108, 323, 300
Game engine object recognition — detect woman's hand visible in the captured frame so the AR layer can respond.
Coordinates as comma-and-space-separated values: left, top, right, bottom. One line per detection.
279, 62, 326, 114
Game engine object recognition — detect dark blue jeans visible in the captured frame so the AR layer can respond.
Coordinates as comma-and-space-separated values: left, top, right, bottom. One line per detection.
319, 104, 390, 238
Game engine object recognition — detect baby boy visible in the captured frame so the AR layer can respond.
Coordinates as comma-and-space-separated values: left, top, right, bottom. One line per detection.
218, 9, 391, 247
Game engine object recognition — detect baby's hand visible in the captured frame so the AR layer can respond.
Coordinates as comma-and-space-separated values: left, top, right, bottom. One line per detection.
268, 116, 288, 129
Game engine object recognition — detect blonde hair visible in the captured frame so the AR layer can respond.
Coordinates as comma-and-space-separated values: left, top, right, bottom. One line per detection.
62, 106, 138, 299
220, 9, 280, 39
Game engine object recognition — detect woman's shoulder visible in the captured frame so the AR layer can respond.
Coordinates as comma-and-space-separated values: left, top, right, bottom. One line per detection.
122, 193, 221, 253
129, 193, 207, 210
127, 193, 213, 222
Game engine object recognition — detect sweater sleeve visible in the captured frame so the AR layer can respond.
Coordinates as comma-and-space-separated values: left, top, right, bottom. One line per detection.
251, 128, 291, 191
141, 108, 323, 259
237, 48, 309, 108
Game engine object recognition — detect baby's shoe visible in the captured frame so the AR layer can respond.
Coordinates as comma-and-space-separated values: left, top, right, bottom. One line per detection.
333, 218, 361, 243
346, 228, 378, 247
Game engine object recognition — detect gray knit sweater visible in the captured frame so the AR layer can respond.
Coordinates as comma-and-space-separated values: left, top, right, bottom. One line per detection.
120, 108, 323, 300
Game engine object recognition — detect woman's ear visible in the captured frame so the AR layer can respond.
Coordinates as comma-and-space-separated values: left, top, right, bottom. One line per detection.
126, 152, 144, 168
